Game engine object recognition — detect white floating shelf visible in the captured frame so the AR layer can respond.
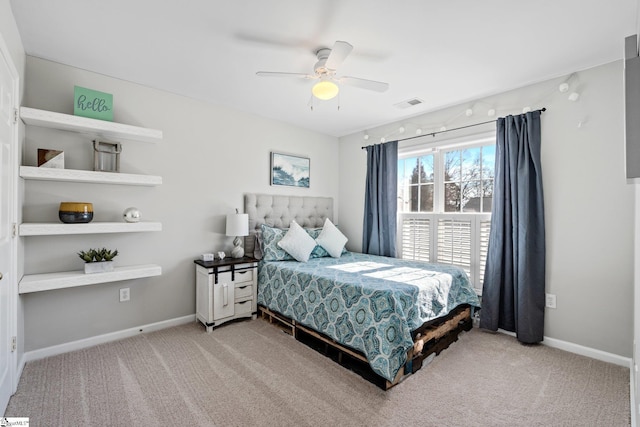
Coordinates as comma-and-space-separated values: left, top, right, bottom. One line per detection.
19, 222, 162, 236
20, 107, 162, 143
19, 264, 162, 294
20, 166, 162, 186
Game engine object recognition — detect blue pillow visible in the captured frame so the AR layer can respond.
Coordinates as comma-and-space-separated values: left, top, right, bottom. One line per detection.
260, 224, 295, 261
307, 228, 331, 258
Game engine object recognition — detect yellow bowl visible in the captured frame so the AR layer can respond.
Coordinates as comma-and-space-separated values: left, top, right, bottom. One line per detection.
59, 202, 93, 223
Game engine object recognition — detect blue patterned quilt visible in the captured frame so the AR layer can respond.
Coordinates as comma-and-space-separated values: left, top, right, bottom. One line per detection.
257, 252, 480, 381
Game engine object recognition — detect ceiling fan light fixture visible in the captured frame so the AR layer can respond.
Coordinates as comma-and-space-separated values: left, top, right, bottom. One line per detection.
312, 79, 339, 100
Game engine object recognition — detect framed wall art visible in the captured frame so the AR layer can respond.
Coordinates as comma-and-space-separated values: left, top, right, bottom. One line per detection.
37, 148, 64, 168
270, 152, 310, 188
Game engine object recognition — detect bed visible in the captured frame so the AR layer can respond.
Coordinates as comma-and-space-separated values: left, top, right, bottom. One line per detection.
244, 193, 480, 389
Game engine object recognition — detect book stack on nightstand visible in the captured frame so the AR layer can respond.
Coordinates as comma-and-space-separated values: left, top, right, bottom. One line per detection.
194, 256, 258, 332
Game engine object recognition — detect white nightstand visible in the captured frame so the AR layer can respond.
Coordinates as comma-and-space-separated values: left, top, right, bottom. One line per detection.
194, 256, 258, 332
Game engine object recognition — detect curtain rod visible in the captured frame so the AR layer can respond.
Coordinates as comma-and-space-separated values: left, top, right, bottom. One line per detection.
361, 107, 546, 149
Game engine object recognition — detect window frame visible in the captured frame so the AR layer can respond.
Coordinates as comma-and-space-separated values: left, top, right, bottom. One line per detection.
397, 131, 495, 294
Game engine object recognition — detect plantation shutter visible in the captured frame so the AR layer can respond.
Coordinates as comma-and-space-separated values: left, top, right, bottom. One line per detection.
478, 219, 492, 289
436, 218, 472, 278
401, 217, 430, 261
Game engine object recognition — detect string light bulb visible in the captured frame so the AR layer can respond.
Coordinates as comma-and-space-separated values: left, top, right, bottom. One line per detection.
363, 74, 577, 141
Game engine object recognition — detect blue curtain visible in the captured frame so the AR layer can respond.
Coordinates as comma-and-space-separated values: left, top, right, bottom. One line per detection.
480, 111, 545, 343
363, 141, 398, 257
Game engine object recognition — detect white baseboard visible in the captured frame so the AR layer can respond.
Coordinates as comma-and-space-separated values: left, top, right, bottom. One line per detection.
21, 314, 196, 365
542, 336, 632, 368
498, 329, 632, 368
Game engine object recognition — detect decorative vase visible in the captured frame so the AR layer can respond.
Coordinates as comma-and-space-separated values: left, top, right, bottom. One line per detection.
84, 261, 114, 274
59, 202, 93, 223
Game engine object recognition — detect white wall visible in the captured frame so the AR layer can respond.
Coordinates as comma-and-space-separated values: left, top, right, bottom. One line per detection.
0, 0, 24, 80
339, 60, 634, 358
21, 56, 339, 351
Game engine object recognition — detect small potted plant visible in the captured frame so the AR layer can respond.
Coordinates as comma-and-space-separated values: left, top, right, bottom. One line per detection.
78, 247, 119, 274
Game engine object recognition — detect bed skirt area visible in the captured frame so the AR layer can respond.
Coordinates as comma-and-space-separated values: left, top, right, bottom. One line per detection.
258, 303, 473, 390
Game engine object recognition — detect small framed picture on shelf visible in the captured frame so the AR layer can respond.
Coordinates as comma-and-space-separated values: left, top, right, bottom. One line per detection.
270, 152, 310, 188
37, 149, 64, 169
74, 85, 113, 121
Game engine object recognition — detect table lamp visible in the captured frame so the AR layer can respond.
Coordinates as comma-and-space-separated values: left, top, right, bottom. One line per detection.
226, 209, 249, 258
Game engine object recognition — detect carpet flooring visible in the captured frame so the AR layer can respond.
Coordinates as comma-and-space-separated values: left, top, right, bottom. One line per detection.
5, 319, 631, 426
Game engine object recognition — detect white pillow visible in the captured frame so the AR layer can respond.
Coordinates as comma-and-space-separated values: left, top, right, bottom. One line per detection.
277, 221, 317, 262
315, 218, 348, 258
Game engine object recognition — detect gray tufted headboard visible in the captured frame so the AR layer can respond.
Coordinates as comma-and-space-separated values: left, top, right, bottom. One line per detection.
244, 193, 334, 256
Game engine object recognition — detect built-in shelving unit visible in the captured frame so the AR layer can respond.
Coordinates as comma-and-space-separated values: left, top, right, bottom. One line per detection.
19, 222, 162, 236
20, 166, 162, 186
19, 264, 162, 294
19, 106, 164, 293
20, 106, 162, 143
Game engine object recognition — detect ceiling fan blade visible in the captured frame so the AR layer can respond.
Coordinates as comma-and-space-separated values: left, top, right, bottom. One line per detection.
325, 41, 353, 70
236, 33, 316, 52
339, 76, 389, 92
256, 71, 316, 79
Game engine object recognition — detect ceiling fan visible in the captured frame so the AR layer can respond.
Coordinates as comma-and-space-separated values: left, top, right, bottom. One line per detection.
256, 41, 389, 101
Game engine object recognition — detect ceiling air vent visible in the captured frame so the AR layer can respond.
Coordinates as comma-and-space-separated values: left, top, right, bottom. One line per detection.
394, 98, 424, 109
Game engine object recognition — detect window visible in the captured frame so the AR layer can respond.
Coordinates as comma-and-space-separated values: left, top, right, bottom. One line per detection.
399, 154, 434, 212
443, 145, 495, 213
398, 133, 495, 294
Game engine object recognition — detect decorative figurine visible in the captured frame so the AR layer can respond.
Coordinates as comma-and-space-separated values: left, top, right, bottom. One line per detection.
123, 207, 141, 223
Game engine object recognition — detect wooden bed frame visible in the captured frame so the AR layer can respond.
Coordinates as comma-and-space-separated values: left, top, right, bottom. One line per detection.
258, 303, 473, 390
244, 193, 475, 390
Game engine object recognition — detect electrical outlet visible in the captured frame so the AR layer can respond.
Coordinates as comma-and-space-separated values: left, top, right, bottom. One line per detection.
119, 287, 130, 302
545, 293, 556, 309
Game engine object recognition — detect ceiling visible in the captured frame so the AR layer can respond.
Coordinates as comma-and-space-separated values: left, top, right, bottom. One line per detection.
9, 0, 639, 137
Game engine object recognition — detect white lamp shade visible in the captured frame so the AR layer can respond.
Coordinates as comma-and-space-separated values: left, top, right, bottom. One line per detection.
312, 80, 339, 100
226, 213, 249, 237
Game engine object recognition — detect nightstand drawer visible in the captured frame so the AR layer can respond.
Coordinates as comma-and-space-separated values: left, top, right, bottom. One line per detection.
235, 283, 253, 300
234, 268, 253, 283
235, 300, 252, 316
